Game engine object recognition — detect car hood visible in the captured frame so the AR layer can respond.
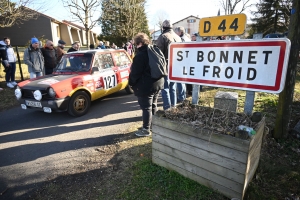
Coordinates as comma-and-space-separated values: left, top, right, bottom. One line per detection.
20, 74, 78, 90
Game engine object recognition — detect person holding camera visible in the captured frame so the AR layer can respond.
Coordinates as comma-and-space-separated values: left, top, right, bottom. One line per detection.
0, 37, 17, 88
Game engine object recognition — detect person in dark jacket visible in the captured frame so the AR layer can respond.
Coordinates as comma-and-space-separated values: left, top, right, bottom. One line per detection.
129, 33, 164, 137
67, 41, 80, 53
156, 20, 182, 110
56, 39, 66, 63
41, 40, 57, 75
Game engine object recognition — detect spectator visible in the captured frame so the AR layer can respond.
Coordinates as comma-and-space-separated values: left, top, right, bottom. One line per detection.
126, 41, 132, 57
41, 40, 57, 75
1, 37, 17, 88
56, 39, 66, 63
174, 26, 191, 102
156, 20, 181, 110
67, 41, 80, 53
0, 39, 7, 91
191, 33, 197, 41
96, 41, 106, 49
129, 33, 164, 137
23, 37, 44, 79
89, 44, 95, 50
111, 43, 117, 49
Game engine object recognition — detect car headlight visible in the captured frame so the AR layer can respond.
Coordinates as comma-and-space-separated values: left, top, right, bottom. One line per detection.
15, 88, 22, 100
48, 87, 56, 98
33, 90, 42, 101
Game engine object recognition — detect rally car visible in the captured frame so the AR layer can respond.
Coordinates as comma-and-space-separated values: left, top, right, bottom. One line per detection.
15, 49, 133, 117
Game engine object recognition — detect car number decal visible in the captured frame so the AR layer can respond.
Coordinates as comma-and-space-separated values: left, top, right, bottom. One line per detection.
103, 74, 117, 89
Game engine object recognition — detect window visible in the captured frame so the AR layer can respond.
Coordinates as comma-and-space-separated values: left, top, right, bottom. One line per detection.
97, 53, 114, 69
113, 51, 131, 66
187, 19, 196, 23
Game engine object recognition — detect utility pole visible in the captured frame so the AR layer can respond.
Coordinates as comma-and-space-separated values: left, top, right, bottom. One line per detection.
274, 0, 300, 139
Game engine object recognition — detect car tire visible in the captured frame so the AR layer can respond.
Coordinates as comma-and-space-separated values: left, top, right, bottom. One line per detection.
68, 91, 91, 117
125, 85, 134, 94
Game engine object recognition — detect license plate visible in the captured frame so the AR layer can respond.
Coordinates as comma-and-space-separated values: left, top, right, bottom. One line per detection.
25, 100, 42, 108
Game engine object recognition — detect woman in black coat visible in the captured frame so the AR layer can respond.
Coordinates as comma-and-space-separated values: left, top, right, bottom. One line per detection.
129, 33, 164, 137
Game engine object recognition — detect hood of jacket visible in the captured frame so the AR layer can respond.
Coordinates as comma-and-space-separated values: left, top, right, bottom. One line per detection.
0, 40, 6, 46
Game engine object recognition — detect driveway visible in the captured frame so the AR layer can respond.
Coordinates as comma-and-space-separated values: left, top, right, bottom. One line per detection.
0, 91, 149, 199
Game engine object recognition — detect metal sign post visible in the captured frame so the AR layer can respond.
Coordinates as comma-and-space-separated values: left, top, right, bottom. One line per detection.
244, 33, 263, 115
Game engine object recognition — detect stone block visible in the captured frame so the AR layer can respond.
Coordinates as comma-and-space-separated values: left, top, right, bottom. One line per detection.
214, 91, 238, 112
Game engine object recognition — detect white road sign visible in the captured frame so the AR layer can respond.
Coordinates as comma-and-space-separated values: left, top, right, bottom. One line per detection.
168, 39, 291, 93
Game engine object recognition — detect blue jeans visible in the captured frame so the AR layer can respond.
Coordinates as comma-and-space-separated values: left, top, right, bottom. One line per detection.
177, 82, 186, 102
5, 62, 16, 83
161, 76, 177, 110
30, 71, 43, 79
137, 91, 160, 130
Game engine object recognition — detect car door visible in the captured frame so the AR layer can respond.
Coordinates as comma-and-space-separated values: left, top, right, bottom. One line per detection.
91, 52, 120, 98
111, 50, 132, 90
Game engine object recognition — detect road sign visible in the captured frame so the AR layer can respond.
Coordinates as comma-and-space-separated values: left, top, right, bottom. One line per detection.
199, 14, 247, 36
168, 39, 291, 93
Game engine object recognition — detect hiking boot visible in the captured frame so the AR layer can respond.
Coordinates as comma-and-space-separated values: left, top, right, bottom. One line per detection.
135, 128, 151, 137
7, 82, 14, 88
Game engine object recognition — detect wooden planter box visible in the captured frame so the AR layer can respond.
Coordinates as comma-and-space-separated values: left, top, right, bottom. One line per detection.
152, 115, 265, 200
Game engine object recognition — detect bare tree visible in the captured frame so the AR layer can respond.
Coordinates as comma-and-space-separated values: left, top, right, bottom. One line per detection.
62, 0, 101, 46
0, 0, 46, 27
219, 0, 252, 14
152, 9, 169, 32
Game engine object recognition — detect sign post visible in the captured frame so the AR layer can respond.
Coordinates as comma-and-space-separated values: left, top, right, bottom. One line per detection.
167, 39, 291, 93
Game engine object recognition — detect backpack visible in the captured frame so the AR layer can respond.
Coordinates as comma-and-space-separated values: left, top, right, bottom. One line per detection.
147, 45, 167, 79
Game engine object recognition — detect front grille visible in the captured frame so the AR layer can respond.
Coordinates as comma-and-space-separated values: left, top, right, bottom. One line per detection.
22, 89, 54, 100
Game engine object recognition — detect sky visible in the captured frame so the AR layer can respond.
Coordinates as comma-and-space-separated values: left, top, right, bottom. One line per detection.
41, 0, 258, 35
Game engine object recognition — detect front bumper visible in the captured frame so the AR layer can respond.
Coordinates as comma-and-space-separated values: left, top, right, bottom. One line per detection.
17, 97, 70, 113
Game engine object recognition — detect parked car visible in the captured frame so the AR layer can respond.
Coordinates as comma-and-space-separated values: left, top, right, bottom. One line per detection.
15, 49, 134, 117
264, 33, 284, 38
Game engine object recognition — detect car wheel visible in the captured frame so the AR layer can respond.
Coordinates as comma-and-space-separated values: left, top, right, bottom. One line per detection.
68, 91, 91, 117
125, 85, 134, 94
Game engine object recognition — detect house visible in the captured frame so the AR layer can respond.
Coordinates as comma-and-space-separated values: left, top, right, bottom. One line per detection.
0, 8, 98, 46
150, 15, 201, 43
172, 15, 201, 36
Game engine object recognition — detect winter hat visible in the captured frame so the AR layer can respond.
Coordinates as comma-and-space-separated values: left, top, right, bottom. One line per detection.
58, 39, 66, 45
162, 20, 172, 28
31, 38, 39, 44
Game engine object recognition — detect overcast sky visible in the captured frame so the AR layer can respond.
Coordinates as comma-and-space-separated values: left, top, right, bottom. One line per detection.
43, 0, 258, 35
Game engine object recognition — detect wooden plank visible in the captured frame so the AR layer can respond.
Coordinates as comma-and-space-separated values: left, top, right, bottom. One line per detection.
243, 149, 261, 198
153, 125, 248, 163
153, 149, 244, 193
152, 116, 250, 153
152, 156, 243, 199
249, 118, 265, 150
152, 142, 245, 184
242, 135, 263, 197
152, 135, 247, 174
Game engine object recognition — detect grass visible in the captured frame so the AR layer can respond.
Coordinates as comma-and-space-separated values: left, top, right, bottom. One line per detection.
2, 55, 300, 199
118, 159, 226, 200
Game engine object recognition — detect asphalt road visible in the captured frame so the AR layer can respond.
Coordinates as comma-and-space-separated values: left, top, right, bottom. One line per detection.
0, 90, 159, 200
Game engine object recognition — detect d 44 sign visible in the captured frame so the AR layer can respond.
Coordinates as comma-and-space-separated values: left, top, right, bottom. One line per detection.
199, 14, 247, 37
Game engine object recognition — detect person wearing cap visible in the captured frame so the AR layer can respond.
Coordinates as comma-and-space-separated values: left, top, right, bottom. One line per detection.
156, 19, 182, 110
56, 39, 66, 62
41, 40, 57, 75
96, 41, 106, 49
174, 26, 192, 103
191, 33, 197, 41
23, 37, 44, 79
67, 41, 80, 53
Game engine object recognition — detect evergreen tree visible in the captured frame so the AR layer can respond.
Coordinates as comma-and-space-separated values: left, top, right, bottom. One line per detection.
251, 0, 292, 35
98, 0, 149, 47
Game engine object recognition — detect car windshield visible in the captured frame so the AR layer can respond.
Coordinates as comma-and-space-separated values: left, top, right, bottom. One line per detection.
56, 53, 93, 72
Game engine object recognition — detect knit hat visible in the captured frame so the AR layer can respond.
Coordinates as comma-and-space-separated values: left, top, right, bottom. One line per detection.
31, 38, 39, 44
58, 39, 66, 45
162, 20, 172, 28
